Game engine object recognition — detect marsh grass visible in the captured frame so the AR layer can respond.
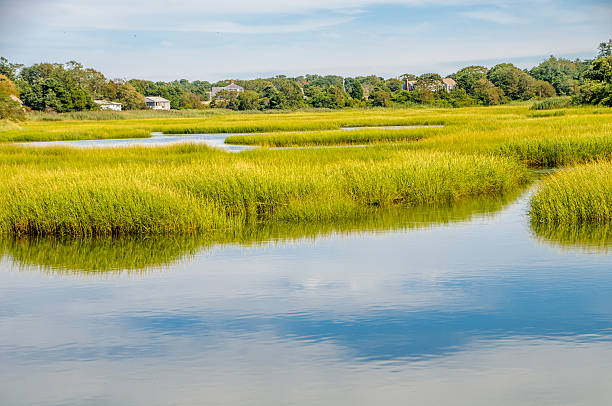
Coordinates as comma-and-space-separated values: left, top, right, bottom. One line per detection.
225, 127, 443, 147
529, 97, 572, 110
0, 144, 529, 237
0, 190, 522, 273
2, 105, 611, 235
530, 162, 612, 225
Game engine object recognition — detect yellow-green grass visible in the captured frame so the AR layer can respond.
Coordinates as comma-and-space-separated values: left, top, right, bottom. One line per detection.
3, 106, 611, 169
1, 108, 454, 142
225, 126, 443, 147
0, 144, 529, 237
530, 162, 612, 225
1, 190, 521, 274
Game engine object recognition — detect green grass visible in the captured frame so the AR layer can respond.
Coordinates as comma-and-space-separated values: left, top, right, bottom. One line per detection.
1, 191, 521, 274
0, 143, 529, 237
530, 162, 612, 225
1, 104, 611, 236
225, 126, 443, 147
529, 96, 572, 110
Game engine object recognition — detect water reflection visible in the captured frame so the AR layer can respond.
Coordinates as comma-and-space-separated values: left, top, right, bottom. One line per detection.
1, 191, 520, 274
532, 221, 611, 253
2, 188, 612, 406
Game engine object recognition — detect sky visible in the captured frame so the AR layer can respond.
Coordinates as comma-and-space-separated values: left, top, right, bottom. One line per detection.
0, 0, 610, 82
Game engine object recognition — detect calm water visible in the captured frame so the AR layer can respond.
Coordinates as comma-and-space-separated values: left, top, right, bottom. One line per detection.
17, 125, 441, 152
1, 190, 611, 406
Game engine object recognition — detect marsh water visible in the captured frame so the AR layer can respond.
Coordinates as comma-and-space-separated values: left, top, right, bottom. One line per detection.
17, 125, 442, 152
1, 189, 611, 406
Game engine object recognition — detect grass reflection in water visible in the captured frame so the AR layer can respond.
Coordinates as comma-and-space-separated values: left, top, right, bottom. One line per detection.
1, 190, 522, 275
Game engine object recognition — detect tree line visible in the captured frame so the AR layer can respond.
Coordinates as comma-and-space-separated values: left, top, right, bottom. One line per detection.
1, 39, 611, 120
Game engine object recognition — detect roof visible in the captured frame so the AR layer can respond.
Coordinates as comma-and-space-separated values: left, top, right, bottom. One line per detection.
94, 99, 122, 105
145, 96, 170, 102
212, 83, 244, 93
442, 78, 457, 86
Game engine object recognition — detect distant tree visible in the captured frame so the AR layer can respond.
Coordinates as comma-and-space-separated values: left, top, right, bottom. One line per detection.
0, 57, 23, 81
115, 82, 146, 110
533, 80, 556, 98
210, 90, 239, 110
237, 90, 262, 110
454, 66, 488, 95
368, 85, 391, 107
576, 56, 612, 106
399, 73, 417, 81
0, 74, 25, 120
488, 63, 541, 100
597, 39, 612, 58
529, 56, 588, 95
350, 81, 364, 100
344, 78, 364, 100
471, 78, 505, 105
415, 73, 444, 92
447, 87, 476, 107
385, 78, 403, 92
17, 62, 95, 112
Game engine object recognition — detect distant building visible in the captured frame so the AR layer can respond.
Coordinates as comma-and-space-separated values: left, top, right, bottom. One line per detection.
442, 78, 457, 92
403, 80, 416, 91
94, 99, 122, 111
145, 96, 171, 110
210, 80, 244, 100
403, 77, 457, 92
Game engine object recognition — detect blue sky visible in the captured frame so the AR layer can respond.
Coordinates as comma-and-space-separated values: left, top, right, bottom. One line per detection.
0, 0, 610, 81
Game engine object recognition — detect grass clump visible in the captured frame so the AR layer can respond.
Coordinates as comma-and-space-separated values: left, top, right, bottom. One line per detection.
498, 134, 612, 167
226, 127, 443, 147
530, 97, 572, 110
530, 161, 612, 225
1, 191, 522, 274
0, 144, 529, 237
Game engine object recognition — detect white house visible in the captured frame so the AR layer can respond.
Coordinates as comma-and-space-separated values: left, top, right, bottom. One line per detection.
404, 77, 457, 92
145, 96, 171, 110
94, 99, 122, 111
442, 78, 457, 92
210, 80, 244, 99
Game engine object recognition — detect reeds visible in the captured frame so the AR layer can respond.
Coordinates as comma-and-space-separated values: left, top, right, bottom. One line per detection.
0, 144, 529, 237
530, 161, 612, 224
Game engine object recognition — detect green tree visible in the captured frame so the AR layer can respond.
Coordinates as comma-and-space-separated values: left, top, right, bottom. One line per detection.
237, 90, 262, 110
368, 85, 391, 107
529, 56, 587, 95
577, 56, 612, 106
210, 90, 239, 110
115, 83, 146, 110
0, 74, 25, 121
472, 78, 505, 105
597, 39, 612, 58
454, 66, 488, 95
415, 73, 444, 92
0, 57, 23, 81
488, 63, 539, 100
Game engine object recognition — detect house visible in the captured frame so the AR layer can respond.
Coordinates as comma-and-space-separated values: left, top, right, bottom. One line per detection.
404, 77, 457, 92
210, 80, 244, 100
403, 80, 416, 91
145, 96, 171, 110
94, 99, 122, 111
442, 78, 457, 92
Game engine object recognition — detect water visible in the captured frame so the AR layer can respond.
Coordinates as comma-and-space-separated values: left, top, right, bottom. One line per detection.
16, 125, 441, 152
1, 191, 611, 406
